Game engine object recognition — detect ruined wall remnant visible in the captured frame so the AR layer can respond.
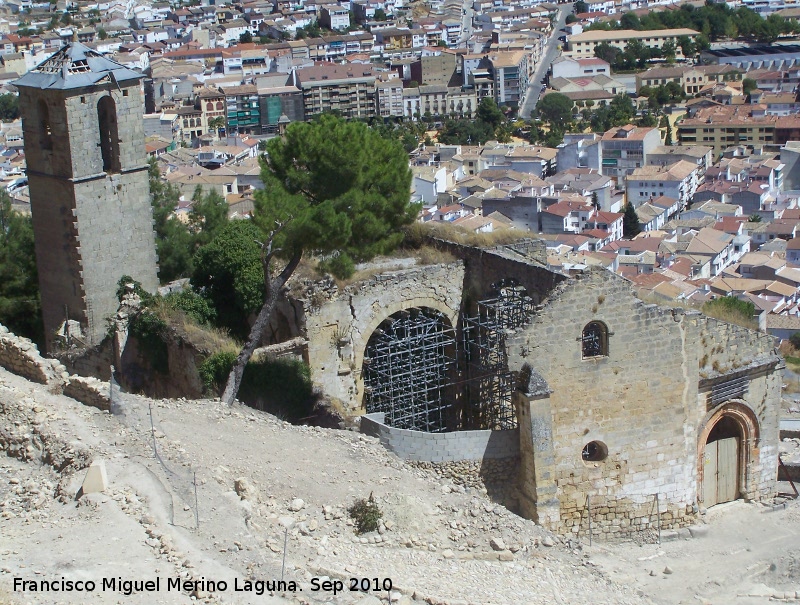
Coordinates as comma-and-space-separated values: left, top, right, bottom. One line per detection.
507, 268, 782, 538
304, 262, 465, 414
63, 375, 111, 411
0, 324, 67, 388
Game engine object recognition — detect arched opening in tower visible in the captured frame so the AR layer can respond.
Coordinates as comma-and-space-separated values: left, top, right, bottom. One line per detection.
37, 99, 53, 151
362, 308, 456, 433
97, 95, 121, 173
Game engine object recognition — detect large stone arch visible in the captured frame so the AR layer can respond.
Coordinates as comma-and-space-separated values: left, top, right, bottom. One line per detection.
302, 262, 465, 413
697, 400, 760, 506
354, 296, 459, 410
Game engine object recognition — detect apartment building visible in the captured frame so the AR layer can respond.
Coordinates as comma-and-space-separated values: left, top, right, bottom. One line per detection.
678, 105, 800, 157
293, 63, 377, 119
600, 125, 662, 182
636, 64, 742, 95
625, 160, 703, 211
565, 28, 699, 59
489, 50, 529, 107
221, 84, 261, 135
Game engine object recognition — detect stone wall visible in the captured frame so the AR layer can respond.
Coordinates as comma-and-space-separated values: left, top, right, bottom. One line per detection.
361, 412, 521, 511
304, 262, 465, 414
0, 324, 67, 388
63, 375, 111, 411
360, 412, 519, 462
431, 239, 566, 308
57, 339, 115, 380
507, 268, 782, 538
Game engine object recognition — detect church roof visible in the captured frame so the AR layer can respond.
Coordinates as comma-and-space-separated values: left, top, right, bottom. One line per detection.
13, 42, 143, 90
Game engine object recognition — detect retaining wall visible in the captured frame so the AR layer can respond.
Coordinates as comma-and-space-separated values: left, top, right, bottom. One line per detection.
63, 375, 111, 411
0, 324, 67, 388
360, 412, 520, 462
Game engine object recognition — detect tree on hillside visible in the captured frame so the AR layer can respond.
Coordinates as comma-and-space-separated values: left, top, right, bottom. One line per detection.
149, 159, 194, 282
476, 97, 504, 130
189, 186, 229, 248
220, 115, 416, 404
574, 0, 588, 14
623, 202, 641, 238
0, 94, 19, 121
535, 92, 573, 130
239, 31, 253, 43
192, 220, 264, 338
0, 191, 42, 345
742, 77, 758, 96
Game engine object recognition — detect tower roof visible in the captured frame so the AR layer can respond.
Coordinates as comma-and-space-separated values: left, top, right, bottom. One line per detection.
13, 42, 143, 91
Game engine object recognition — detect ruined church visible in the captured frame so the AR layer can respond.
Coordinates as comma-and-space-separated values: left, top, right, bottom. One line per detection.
14, 46, 783, 540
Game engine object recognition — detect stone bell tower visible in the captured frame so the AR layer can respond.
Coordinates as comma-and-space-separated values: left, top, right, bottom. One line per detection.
14, 43, 158, 351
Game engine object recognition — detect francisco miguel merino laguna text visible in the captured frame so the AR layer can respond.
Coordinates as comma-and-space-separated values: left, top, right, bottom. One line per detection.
13, 576, 299, 596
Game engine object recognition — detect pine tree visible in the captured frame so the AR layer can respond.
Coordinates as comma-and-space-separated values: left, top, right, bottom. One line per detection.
220, 115, 416, 404
623, 202, 641, 238
665, 122, 673, 146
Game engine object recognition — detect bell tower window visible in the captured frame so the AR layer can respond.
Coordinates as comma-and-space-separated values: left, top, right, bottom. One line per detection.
97, 95, 121, 173
38, 99, 53, 151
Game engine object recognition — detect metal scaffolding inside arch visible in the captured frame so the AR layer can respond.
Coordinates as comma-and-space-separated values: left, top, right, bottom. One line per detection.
461, 279, 535, 431
362, 307, 456, 433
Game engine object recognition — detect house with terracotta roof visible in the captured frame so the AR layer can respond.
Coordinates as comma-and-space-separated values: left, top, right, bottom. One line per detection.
540, 199, 594, 234
684, 227, 737, 276
625, 160, 702, 211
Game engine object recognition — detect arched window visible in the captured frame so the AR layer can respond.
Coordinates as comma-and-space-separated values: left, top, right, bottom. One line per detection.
206, 102, 213, 110
97, 96, 121, 173
216, 101, 224, 110
38, 99, 53, 151
582, 321, 608, 358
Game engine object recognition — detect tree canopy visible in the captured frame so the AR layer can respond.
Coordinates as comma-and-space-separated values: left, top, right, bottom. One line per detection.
535, 93, 573, 130
220, 114, 416, 403
584, 2, 800, 44
192, 220, 264, 338
0, 192, 42, 345
623, 202, 641, 238
257, 114, 416, 276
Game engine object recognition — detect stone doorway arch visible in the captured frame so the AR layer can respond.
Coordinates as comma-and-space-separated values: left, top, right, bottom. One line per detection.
697, 401, 760, 508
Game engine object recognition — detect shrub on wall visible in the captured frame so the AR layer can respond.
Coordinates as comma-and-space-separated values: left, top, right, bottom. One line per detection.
703, 297, 757, 330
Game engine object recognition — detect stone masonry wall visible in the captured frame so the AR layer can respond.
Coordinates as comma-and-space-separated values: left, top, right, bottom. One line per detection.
304, 262, 465, 414
507, 268, 782, 538
0, 324, 67, 388
63, 375, 111, 411
432, 239, 566, 309
509, 269, 698, 537
693, 316, 781, 504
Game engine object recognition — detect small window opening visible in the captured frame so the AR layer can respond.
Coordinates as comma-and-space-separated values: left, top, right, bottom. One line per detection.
123, 89, 129, 97
581, 440, 608, 462
97, 96, 121, 173
582, 321, 609, 358
38, 99, 53, 151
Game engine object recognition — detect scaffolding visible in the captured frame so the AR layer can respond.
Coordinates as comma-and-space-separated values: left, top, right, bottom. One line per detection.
363, 307, 456, 433
462, 279, 535, 430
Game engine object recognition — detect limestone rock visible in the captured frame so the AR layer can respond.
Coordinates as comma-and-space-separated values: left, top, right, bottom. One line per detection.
541, 536, 555, 547
81, 460, 108, 495
234, 477, 259, 501
490, 537, 506, 551
288, 498, 305, 512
